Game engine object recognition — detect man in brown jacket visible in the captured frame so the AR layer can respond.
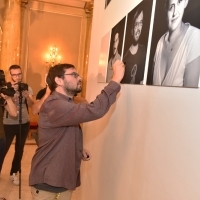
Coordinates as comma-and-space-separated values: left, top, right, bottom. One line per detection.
29, 60, 125, 200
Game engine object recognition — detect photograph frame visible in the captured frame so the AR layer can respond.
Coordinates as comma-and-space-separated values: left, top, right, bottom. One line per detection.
147, 0, 200, 88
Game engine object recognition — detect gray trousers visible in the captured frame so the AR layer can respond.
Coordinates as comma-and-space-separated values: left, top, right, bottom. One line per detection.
31, 187, 72, 200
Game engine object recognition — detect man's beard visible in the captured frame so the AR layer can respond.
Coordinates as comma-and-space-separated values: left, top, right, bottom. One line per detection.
113, 47, 117, 56
132, 30, 141, 46
132, 38, 138, 46
65, 87, 82, 96
64, 81, 82, 96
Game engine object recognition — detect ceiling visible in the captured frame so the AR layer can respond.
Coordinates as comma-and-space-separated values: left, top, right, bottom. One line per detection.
34, 0, 92, 9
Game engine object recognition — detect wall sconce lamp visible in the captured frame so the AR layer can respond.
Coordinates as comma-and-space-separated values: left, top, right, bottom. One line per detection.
46, 45, 61, 67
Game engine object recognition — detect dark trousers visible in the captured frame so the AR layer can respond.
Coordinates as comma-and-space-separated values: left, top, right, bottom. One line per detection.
3, 122, 30, 175
0, 137, 6, 173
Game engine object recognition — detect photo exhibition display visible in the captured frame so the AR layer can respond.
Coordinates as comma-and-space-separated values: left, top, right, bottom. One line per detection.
99, 0, 200, 88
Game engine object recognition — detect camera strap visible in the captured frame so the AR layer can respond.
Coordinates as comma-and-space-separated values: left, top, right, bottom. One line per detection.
24, 98, 29, 114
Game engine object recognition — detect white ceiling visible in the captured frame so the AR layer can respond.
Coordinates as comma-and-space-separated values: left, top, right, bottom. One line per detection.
35, 0, 91, 9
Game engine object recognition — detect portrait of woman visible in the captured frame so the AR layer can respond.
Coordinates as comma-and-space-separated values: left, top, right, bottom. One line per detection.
147, 0, 200, 87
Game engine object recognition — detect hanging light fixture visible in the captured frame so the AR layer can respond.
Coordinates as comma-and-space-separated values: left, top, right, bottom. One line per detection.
45, 45, 61, 67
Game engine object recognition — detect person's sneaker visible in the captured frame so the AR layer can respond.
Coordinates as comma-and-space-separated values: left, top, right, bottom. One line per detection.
9, 173, 19, 185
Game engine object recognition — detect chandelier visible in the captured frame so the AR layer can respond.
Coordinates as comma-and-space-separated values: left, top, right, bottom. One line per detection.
46, 45, 61, 67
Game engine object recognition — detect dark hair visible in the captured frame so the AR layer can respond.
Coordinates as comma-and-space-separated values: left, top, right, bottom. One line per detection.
113, 26, 120, 40
165, 0, 188, 10
132, 6, 144, 28
165, 0, 170, 10
46, 63, 75, 91
164, 0, 188, 20
9, 65, 21, 72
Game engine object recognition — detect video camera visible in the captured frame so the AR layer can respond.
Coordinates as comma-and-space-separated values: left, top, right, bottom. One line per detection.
0, 70, 15, 97
11, 82, 29, 93
18, 82, 28, 92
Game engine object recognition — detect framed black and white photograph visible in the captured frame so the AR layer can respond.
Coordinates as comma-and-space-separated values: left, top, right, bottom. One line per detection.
106, 17, 126, 82
105, 0, 112, 9
147, 0, 200, 88
97, 32, 111, 83
121, 0, 154, 85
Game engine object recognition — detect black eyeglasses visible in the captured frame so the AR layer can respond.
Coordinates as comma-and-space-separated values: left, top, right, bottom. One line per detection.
134, 21, 143, 29
64, 72, 80, 78
11, 73, 22, 77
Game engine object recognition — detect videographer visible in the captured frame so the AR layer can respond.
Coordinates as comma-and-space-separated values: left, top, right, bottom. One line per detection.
0, 93, 17, 173
2, 65, 34, 186
0, 93, 17, 200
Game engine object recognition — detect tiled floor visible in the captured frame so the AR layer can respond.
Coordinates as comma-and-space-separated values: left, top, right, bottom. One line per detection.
0, 142, 80, 200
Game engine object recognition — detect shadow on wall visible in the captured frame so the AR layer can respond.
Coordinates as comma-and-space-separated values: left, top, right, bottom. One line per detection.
26, 63, 43, 97
83, 72, 119, 144
96, 86, 153, 200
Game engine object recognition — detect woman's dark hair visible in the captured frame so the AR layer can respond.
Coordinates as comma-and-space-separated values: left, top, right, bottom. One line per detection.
46, 63, 75, 91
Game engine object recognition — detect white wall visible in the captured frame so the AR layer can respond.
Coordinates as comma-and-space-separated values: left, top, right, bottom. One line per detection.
80, 0, 200, 199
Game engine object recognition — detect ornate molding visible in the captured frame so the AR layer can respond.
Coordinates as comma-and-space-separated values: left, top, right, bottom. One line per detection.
84, 0, 93, 17
21, 0, 29, 8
